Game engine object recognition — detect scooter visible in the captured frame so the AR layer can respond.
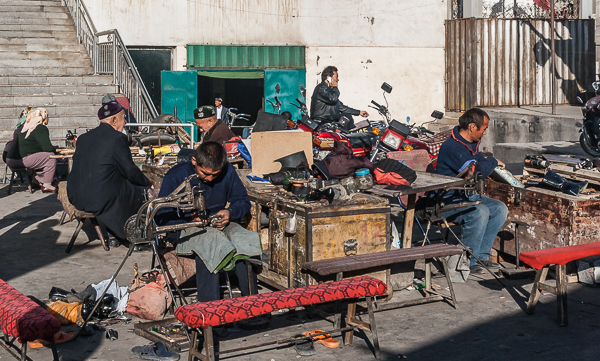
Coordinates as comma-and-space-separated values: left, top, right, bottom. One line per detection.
368, 82, 448, 165
577, 81, 600, 157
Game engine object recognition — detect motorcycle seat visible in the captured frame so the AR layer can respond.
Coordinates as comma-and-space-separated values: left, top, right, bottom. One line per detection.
345, 132, 378, 148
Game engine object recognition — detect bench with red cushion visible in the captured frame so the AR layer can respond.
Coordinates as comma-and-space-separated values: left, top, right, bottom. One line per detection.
0, 278, 61, 360
519, 242, 600, 326
175, 276, 387, 361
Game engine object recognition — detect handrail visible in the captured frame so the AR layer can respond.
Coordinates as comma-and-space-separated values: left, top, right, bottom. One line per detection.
61, 0, 158, 123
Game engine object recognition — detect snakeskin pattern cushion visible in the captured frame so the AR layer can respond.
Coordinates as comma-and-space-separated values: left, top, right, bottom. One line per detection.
175, 276, 387, 329
0, 279, 61, 342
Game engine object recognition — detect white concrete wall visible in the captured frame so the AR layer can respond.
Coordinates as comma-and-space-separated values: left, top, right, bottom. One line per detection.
84, 0, 447, 123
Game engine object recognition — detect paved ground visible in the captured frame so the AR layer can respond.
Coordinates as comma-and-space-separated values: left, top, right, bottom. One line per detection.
1, 185, 600, 361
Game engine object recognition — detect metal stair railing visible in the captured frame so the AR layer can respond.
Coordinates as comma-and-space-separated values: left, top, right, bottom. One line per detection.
62, 0, 158, 124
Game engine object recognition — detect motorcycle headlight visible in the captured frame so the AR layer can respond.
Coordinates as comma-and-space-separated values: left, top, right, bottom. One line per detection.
382, 132, 402, 150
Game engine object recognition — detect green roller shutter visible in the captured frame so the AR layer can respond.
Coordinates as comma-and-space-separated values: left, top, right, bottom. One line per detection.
187, 45, 305, 69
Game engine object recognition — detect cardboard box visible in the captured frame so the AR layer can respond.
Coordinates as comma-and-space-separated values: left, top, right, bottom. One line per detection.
250, 131, 313, 177
577, 256, 600, 285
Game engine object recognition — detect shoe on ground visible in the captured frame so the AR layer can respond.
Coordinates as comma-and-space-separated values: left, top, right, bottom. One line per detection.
469, 265, 485, 275
40, 184, 58, 193
480, 260, 501, 268
294, 335, 316, 356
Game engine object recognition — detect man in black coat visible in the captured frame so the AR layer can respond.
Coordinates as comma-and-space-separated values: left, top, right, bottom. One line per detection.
67, 101, 151, 240
310, 65, 369, 130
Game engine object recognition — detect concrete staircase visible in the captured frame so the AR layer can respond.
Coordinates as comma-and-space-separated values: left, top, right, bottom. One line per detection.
0, 0, 117, 152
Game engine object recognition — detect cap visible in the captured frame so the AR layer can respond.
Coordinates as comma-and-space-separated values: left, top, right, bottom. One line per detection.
98, 101, 124, 120
215, 97, 223, 102
101, 93, 117, 104
194, 105, 216, 119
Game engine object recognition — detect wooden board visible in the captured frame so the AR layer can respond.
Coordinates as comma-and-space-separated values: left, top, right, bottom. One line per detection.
250, 131, 313, 177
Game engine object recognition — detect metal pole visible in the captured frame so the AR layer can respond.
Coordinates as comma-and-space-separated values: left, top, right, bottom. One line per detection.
550, 0, 556, 115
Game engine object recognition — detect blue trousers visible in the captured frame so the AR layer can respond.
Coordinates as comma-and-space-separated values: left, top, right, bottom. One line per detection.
195, 256, 258, 303
441, 195, 508, 266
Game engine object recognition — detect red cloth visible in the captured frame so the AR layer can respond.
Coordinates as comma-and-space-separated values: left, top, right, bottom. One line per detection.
519, 242, 600, 270
533, 0, 550, 10
175, 276, 387, 329
0, 279, 61, 343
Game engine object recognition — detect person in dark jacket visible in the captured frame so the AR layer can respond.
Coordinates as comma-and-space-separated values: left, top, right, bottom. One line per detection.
310, 65, 369, 130
157, 141, 259, 302
194, 105, 235, 145
214, 97, 230, 125
67, 101, 151, 240
436, 108, 508, 275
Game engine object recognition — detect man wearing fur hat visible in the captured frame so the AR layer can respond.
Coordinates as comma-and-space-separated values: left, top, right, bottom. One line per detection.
68, 100, 151, 242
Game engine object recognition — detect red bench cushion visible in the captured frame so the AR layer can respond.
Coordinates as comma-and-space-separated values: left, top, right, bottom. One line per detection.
175, 276, 387, 329
519, 242, 600, 270
0, 279, 61, 342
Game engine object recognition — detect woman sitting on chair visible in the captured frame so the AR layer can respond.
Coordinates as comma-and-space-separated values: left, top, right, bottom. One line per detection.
2, 106, 33, 163
5, 108, 58, 193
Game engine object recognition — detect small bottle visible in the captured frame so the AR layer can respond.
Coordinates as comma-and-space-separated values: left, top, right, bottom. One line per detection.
341, 176, 357, 194
354, 168, 373, 190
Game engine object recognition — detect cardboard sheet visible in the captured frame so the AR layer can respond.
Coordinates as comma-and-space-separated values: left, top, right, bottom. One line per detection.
251, 131, 313, 177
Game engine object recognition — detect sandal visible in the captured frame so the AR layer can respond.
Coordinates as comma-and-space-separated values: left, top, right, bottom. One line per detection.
131, 342, 180, 361
294, 334, 316, 356
302, 329, 340, 349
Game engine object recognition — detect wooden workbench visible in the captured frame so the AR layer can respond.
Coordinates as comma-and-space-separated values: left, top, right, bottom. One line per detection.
237, 169, 391, 290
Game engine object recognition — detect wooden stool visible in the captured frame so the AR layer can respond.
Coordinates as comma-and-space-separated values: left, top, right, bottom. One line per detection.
6, 167, 32, 195
56, 182, 109, 253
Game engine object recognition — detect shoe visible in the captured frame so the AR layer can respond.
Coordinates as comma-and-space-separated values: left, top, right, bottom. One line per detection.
294, 335, 316, 356
469, 265, 485, 275
480, 260, 501, 269
66, 284, 97, 304
40, 185, 58, 193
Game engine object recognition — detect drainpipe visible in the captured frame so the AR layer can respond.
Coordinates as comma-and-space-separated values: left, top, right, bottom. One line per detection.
550, 0, 556, 115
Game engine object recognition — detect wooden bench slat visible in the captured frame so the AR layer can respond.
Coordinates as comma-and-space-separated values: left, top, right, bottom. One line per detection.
303, 244, 463, 276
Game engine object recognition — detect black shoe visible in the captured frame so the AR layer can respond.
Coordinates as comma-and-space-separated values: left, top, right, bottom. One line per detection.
66, 284, 97, 304
469, 265, 485, 275
480, 260, 500, 269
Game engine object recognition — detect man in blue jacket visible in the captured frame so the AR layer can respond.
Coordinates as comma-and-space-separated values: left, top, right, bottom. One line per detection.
436, 108, 508, 274
157, 141, 260, 302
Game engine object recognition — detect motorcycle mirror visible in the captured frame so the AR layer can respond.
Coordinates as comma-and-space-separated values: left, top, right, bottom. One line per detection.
593, 82, 600, 91
431, 110, 444, 120
381, 82, 393, 94
339, 116, 350, 127
275, 84, 281, 94
577, 96, 584, 105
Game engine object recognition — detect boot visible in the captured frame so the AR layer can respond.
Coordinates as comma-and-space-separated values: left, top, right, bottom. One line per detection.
542, 170, 588, 196
66, 284, 97, 304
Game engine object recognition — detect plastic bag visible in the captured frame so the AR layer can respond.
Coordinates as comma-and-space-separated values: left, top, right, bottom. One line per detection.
46, 300, 83, 325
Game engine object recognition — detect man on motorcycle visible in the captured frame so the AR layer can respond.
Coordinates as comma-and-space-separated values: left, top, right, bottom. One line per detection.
436, 108, 508, 275
310, 65, 369, 130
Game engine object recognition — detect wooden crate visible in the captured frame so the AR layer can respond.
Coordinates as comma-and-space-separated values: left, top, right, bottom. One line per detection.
245, 185, 390, 290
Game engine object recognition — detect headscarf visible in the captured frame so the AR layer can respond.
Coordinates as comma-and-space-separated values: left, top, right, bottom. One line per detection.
21, 108, 49, 139
15, 106, 34, 130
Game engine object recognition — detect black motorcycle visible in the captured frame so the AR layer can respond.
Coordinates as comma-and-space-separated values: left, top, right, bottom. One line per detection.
578, 82, 600, 157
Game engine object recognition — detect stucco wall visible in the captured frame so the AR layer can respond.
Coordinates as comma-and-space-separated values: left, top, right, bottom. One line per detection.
84, 0, 447, 122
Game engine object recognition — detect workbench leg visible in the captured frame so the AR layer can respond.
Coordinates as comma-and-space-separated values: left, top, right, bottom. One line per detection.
366, 297, 381, 360
526, 266, 549, 315
402, 194, 417, 249
440, 257, 458, 309
334, 272, 343, 329
204, 326, 215, 361
20, 341, 27, 361
556, 264, 568, 327
345, 301, 356, 346
425, 258, 432, 297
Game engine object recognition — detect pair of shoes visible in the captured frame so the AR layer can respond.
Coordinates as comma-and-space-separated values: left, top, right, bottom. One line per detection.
469, 265, 485, 275
302, 330, 340, 348
40, 185, 58, 193
131, 342, 179, 361
480, 260, 501, 269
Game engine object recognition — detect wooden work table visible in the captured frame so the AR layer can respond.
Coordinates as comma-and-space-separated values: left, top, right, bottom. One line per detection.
366, 171, 467, 248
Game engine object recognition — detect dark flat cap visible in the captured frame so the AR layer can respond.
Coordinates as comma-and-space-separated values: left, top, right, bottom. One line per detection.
194, 105, 216, 119
98, 101, 124, 120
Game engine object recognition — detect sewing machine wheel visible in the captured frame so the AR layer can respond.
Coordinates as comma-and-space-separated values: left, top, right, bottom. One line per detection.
124, 215, 145, 242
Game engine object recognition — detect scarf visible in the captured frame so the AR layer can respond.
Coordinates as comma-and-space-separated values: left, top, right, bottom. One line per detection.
21, 108, 48, 139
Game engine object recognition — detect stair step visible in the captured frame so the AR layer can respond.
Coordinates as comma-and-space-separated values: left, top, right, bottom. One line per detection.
0, 24, 74, 31
0, 75, 113, 86
0, 37, 80, 45
0, 30, 76, 38
0, 58, 91, 67
0, 51, 87, 60
0, 1, 62, 5
0, 93, 106, 106
0, 11, 68, 19
1, 126, 100, 144
0, 115, 100, 129
0, 84, 118, 95
0, 18, 71, 25
0, 5, 65, 12
1, 67, 94, 76
0, 104, 102, 118
0, 44, 86, 52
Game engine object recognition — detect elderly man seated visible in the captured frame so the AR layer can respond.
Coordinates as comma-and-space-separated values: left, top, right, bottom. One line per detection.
68, 100, 151, 241
194, 105, 235, 145
156, 141, 261, 302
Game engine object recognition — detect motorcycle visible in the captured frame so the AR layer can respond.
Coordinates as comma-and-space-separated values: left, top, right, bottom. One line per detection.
368, 82, 448, 166
577, 81, 600, 157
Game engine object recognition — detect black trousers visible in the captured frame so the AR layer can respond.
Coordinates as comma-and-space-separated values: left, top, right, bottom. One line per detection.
195, 255, 258, 303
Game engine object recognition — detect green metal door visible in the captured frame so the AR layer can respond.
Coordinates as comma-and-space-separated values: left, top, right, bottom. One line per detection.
161, 70, 198, 140
264, 69, 306, 120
